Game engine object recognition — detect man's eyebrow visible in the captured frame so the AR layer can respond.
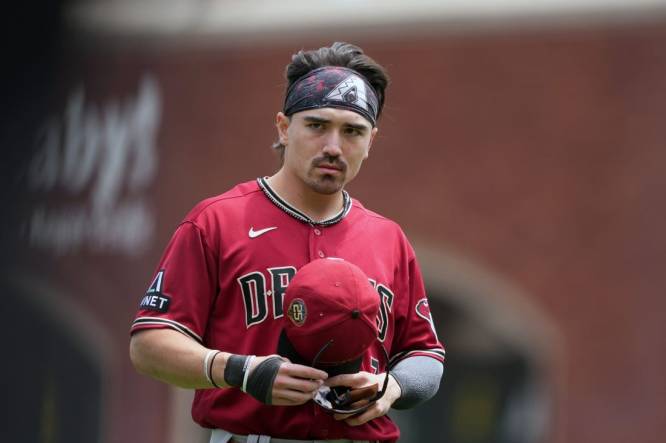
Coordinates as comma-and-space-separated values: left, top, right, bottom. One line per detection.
303, 116, 331, 124
302, 115, 370, 131
344, 122, 370, 132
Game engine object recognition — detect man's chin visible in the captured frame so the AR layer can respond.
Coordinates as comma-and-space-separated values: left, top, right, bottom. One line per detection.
307, 176, 345, 195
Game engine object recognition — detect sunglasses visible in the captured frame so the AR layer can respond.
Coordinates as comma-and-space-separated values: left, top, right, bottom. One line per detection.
311, 339, 391, 415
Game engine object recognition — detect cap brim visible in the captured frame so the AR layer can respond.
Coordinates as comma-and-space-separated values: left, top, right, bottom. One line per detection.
277, 330, 362, 377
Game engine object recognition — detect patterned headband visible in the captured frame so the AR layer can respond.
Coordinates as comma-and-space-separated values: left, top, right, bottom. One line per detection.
283, 66, 379, 126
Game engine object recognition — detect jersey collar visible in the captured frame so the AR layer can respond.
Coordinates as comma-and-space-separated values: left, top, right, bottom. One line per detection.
257, 177, 352, 226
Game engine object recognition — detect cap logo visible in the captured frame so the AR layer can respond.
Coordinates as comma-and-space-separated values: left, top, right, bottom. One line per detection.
287, 298, 307, 326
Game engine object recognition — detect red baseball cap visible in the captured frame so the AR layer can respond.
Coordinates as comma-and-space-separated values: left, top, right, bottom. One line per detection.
277, 258, 380, 376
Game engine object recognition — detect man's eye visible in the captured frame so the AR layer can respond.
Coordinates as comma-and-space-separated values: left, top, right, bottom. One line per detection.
308, 123, 323, 130
344, 127, 362, 136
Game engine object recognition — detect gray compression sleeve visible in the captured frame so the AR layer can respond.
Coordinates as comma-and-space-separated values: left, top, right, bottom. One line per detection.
390, 356, 444, 410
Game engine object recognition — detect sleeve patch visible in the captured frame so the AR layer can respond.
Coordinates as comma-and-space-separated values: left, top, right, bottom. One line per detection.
139, 269, 171, 313
139, 293, 171, 313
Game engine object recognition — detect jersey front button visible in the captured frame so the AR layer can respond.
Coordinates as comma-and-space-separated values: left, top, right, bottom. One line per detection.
314, 228, 321, 236
318, 250, 325, 258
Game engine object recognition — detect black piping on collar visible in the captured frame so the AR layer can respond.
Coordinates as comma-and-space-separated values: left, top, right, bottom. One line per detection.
257, 177, 352, 226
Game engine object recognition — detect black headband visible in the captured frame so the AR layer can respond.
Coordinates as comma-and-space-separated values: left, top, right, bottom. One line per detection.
283, 66, 380, 126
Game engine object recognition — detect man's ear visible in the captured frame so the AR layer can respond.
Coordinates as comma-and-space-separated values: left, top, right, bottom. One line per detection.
276, 112, 290, 145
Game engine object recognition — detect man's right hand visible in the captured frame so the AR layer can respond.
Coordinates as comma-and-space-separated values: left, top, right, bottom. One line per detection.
248, 355, 328, 406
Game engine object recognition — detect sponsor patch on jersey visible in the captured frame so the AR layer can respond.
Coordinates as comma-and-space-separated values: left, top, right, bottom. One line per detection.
140, 269, 171, 313
287, 298, 307, 327
415, 298, 437, 336
139, 293, 171, 313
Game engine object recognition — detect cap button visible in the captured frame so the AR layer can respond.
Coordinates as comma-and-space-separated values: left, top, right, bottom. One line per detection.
351, 309, 360, 319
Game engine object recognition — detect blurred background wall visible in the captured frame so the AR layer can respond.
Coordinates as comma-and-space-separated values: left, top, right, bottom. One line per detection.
3, 1, 666, 442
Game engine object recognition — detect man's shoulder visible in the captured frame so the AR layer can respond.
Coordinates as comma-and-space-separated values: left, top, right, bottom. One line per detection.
350, 198, 402, 230
349, 198, 416, 258
185, 179, 262, 221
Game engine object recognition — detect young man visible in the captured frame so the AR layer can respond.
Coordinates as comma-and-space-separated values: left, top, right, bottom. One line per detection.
130, 42, 445, 443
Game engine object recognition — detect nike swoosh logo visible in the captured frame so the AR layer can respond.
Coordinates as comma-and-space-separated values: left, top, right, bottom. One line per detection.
249, 226, 278, 238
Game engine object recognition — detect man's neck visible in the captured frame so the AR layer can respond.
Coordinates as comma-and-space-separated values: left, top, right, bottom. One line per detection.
266, 172, 344, 222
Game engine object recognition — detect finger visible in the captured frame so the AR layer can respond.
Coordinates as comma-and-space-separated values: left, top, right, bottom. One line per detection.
281, 362, 328, 381
348, 384, 378, 402
271, 388, 316, 405
272, 374, 323, 394
342, 402, 388, 426
326, 372, 370, 388
349, 398, 371, 409
332, 398, 371, 421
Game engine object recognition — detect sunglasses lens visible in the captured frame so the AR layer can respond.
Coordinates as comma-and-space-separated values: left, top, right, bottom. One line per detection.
331, 386, 352, 407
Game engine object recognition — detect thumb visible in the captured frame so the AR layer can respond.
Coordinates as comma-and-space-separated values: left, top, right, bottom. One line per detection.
326, 372, 364, 388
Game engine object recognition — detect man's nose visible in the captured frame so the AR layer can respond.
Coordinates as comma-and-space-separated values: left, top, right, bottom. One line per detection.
321, 131, 343, 156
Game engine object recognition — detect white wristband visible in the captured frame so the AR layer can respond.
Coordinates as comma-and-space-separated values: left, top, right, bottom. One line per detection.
241, 355, 256, 393
203, 350, 217, 386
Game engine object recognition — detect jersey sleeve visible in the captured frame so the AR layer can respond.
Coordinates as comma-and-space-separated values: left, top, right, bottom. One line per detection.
130, 220, 218, 344
389, 249, 446, 368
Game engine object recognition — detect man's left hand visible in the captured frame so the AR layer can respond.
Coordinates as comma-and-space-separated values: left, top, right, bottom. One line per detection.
325, 371, 402, 426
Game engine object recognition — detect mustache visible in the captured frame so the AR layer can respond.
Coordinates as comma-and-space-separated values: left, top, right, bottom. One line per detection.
312, 156, 347, 171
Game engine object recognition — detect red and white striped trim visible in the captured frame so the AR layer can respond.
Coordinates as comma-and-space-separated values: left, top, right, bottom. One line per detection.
131, 316, 202, 343
389, 348, 446, 367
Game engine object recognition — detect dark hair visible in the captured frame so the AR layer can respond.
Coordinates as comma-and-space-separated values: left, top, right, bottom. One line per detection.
272, 42, 390, 155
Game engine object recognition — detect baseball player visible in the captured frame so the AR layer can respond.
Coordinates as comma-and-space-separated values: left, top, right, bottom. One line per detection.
130, 42, 445, 443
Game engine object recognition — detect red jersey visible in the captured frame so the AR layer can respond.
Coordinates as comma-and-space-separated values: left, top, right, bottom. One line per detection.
131, 178, 445, 442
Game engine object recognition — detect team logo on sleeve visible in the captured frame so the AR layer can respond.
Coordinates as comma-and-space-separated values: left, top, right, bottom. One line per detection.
415, 298, 437, 336
139, 269, 171, 313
